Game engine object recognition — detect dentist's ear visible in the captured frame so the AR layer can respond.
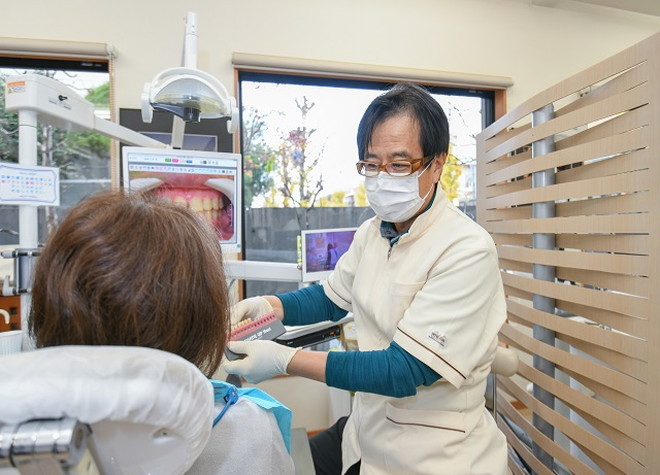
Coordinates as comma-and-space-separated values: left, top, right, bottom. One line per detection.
433, 153, 448, 183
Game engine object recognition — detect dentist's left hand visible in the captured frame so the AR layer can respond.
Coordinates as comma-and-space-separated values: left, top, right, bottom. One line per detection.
222, 340, 300, 384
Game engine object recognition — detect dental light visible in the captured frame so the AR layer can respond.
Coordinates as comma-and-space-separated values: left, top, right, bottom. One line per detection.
142, 67, 238, 125
141, 12, 239, 145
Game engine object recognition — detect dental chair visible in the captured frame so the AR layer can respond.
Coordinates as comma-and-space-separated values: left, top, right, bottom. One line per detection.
0, 346, 215, 475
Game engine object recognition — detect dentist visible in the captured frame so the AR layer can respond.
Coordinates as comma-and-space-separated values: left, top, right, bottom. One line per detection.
224, 83, 508, 475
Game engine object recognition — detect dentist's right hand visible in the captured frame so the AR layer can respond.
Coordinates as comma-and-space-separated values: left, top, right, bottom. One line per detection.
222, 340, 300, 384
230, 296, 279, 325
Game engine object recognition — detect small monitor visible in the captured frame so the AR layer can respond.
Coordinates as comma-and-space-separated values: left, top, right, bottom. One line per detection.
122, 146, 242, 254
301, 227, 357, 282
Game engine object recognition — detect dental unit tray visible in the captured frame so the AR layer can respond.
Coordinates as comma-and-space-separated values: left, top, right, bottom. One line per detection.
275, 314, 353, 348
225, 311, 286, 361
275, 324, 342, 349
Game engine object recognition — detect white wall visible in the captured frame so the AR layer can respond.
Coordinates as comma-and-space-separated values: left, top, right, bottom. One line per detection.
4, 0, 659, 113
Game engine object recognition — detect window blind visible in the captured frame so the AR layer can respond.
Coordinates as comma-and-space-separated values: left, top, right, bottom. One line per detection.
232, 52, 513, 90
0, 37, 114, 60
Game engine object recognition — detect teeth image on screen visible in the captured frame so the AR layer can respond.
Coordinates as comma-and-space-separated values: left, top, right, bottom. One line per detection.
155, 186, 233, 240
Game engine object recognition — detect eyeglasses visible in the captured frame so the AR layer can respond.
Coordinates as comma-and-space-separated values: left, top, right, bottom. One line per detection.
356, 158, 427, 177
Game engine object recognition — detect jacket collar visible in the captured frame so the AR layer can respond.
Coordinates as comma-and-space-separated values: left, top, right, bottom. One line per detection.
374, 186, 449, 244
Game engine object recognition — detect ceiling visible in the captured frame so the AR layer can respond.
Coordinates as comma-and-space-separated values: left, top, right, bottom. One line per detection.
533, 0, 660, 17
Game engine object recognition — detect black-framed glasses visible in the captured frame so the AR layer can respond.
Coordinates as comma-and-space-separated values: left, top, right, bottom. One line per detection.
355, 158, 427, 177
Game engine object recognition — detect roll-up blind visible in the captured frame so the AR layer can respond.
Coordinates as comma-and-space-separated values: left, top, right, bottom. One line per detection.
232, 52, 513, 90
0, 37, 114, 60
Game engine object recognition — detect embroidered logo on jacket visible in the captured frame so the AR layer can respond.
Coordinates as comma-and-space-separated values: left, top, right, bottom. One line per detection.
427, 330, 447, 348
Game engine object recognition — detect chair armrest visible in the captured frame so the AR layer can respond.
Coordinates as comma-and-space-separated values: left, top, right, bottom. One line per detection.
491, 346, 519, 377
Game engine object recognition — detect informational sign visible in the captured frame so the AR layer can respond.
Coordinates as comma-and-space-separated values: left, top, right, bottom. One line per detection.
0, 163, 60, 206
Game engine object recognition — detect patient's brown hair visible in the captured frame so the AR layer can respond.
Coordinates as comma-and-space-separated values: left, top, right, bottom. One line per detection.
29, 190, 229, 377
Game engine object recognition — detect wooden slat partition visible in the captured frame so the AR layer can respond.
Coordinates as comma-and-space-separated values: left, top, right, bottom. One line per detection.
476, 32, 660, 474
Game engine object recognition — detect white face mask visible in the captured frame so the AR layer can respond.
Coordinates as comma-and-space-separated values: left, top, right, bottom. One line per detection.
365, 162, 434, 223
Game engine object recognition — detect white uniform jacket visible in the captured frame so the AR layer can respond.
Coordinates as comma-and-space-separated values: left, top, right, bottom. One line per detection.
323, 190, 508, 475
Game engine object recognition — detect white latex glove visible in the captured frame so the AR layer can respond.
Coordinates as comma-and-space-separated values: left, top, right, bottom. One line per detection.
230, 296, 274, 325
222, 340, 299, 384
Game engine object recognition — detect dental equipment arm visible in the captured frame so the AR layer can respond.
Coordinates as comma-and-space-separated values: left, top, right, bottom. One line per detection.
4, 74, 167, 149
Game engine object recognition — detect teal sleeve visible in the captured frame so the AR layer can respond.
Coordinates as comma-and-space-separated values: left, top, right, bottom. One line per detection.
326, 341, 441, 397
276, 284, 348, 326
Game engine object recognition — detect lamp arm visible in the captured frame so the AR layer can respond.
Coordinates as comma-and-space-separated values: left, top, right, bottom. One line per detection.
5, 74, 166, 148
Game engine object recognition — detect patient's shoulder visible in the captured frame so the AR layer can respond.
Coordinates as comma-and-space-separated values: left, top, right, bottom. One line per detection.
186, 398, 295, 474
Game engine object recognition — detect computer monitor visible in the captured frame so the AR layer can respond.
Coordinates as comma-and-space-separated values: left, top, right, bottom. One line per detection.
121, 146, 242, 254
301, 227, 357, 282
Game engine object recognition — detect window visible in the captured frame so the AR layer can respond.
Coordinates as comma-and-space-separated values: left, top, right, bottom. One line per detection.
0, 55, 111, 281
238, 72, 495, 296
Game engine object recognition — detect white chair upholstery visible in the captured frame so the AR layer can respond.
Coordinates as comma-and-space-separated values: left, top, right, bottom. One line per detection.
0, 346, 214, 475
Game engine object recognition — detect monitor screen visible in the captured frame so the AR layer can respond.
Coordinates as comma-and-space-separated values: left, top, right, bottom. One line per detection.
301, 227, 357, 282
122, 146, 242, 254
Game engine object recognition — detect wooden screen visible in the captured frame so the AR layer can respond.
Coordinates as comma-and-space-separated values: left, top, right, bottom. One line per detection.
476, 32, 659, 474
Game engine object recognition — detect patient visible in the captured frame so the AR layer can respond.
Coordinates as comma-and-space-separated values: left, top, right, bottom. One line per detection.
29, 190, 295, 475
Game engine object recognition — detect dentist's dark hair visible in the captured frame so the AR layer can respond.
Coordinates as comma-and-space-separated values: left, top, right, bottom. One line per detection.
29, 190, 230, 377
357, 82, 450, 166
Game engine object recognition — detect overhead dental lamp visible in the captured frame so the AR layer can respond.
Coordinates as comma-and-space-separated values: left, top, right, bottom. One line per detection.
141, 12, 239, 143
142, 67, 238, 126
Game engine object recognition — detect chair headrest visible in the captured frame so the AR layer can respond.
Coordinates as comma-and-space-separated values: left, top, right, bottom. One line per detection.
0, 345, 214, 474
